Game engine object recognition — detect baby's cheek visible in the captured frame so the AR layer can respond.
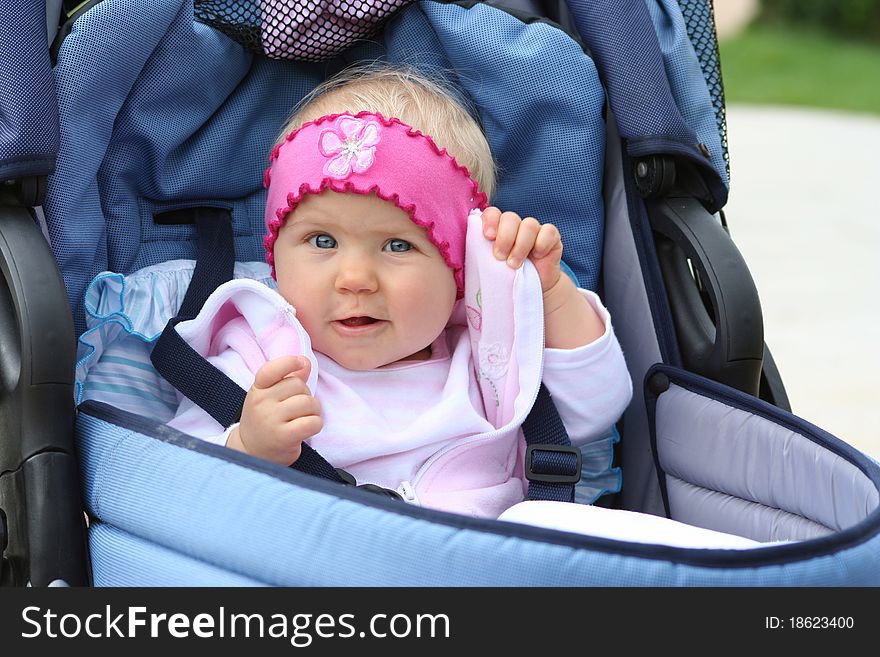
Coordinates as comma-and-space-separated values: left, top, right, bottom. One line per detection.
281, 288, 317, 330
294, 302, 321, 333
412, 282, 455, 327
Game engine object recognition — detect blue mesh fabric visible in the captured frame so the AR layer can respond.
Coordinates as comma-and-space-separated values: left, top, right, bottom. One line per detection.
45, 0, 605, 334
675, 0, 728, 176
564, 0, 727, 208
646, 0, 728, 187
0, 0, 58, 179
47, 0, 321, 334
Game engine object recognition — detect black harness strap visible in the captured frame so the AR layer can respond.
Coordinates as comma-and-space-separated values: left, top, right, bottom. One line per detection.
149, 208, 346, 484
522, 384, 582, 503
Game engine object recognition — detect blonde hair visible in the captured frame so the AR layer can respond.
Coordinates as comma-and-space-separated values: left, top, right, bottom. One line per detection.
276, 64, 496, 199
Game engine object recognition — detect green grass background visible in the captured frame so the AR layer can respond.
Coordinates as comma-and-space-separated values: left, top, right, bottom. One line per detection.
718, 24, 880, 115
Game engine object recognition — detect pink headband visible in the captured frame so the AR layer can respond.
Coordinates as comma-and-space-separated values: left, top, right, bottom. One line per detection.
264, 111, 489, 298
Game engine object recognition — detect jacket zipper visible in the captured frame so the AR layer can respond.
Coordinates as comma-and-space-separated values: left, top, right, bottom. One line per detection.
405, 306, 546, 502
396, 480, 419, 504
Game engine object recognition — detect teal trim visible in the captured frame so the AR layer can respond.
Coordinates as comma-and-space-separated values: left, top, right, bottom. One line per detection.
85, 371, 176, 404
560, 260, 578, 285
84, 382, 178, 412
75, 316, 162, 403
575, 428, 622, 505
98, 354, 164, 374
83, 271, 127, 320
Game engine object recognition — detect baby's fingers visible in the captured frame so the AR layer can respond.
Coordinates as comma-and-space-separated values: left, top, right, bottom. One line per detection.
254, 355, 310, 390
481, 206, 502, 239
285, 414, 324, 442
493, 211, 523, 260
279, 392, 322, 423
531, 223, 562, 261
506, 217, 542, 268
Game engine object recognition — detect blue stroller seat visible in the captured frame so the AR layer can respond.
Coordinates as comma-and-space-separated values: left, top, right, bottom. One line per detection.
1, 0, 878, 586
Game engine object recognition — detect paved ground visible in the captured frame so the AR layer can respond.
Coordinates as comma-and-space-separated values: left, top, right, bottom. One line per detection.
723, 104, 879, 459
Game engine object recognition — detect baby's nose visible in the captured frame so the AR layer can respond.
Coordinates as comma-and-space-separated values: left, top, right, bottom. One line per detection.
334, 258, 379, 294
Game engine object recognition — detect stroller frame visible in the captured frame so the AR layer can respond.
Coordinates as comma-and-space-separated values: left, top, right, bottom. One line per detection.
1, 0, 878, 586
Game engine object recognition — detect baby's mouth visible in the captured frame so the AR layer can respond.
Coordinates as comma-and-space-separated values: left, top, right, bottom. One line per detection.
338, 316, 379, 327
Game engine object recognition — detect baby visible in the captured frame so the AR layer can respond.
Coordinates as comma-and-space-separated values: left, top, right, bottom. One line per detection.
169, 66, 633, 518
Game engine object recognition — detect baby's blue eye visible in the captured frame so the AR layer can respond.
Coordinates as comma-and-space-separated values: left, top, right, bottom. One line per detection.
309, 234, 337, 249
384, 239, 412, 253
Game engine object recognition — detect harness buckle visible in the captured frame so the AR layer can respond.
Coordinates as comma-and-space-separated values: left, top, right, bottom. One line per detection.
335, 468, 404, 501
524, 444, 582, 485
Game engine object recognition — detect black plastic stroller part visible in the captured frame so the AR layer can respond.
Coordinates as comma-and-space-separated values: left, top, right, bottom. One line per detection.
716, 209, 791, 410
636, 156, 764, 397
758, 342, 791, 412
634, 153, 787, 405
0, 190, 87, 586
0, 506, 8, 584
8, 176, 48, 207
334, 468, 404, 500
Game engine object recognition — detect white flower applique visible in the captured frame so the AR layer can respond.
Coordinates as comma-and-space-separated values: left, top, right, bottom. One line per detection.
318, 117, 382, 179
479, 342, 510, 380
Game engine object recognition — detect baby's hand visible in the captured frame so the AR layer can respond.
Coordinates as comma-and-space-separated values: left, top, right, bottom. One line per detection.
481, 207, 563, 293
228, 355, 323, 465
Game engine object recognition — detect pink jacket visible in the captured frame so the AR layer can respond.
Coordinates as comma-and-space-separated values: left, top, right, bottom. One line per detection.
169, 211, 632, 517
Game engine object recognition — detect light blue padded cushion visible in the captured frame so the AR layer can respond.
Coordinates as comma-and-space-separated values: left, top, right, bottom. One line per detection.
79, 408, 880, 586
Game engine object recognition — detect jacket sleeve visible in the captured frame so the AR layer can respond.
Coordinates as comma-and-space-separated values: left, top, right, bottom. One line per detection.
540, 289, 633, 446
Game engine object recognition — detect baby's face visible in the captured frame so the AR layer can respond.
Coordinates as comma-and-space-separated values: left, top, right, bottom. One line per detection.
274, 190, 458, 370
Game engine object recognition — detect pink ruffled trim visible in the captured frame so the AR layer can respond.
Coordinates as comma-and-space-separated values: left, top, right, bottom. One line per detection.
263, 110, 490, 299
264, 110, 489, 206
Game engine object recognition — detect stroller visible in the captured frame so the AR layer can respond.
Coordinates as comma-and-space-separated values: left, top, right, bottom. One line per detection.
1, 0, 878, 586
